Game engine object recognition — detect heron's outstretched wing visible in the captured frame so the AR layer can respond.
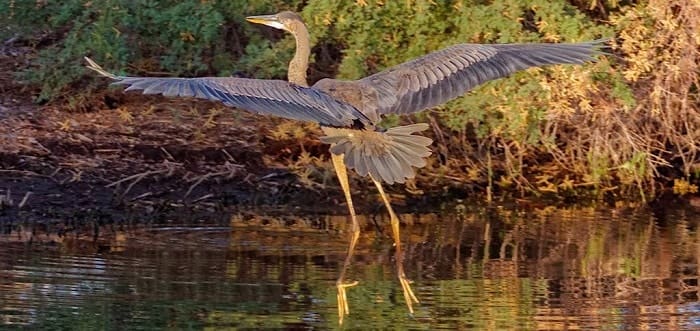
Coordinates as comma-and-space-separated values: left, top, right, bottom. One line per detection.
85, 57, 368, 127
358, 40, 607, 117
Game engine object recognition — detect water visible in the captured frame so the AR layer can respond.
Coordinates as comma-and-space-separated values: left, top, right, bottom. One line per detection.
2, 204, 700, 330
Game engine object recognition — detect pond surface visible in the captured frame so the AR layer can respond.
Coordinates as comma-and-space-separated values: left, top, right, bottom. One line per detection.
2, 204, 700, 330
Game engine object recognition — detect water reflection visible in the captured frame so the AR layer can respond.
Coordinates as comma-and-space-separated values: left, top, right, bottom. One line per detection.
1, 205, 700, 329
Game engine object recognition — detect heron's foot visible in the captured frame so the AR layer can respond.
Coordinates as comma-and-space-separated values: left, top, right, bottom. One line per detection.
399, 274, 419, 314
337, 280, 359, 324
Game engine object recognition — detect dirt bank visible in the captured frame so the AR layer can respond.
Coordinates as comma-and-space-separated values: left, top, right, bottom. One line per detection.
0, 92, 378, 223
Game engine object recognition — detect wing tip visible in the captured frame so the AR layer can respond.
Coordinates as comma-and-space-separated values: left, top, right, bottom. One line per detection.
589, 37, 612, 51
84, 56, 120, 80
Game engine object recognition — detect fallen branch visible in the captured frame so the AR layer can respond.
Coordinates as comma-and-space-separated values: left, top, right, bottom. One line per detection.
18, 191, 31, 209
192, 193, 214, 203
107, 161, 180, 197
106, 169, 166, 188
184, 162, 242, 199
130, 191, 153, 202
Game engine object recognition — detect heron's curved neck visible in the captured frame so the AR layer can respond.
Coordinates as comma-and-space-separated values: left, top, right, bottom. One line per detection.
288, 21, 310, 87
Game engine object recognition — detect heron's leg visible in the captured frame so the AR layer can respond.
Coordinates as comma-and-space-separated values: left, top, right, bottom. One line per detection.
330, 153, 360, 324
370, 176, 419, 314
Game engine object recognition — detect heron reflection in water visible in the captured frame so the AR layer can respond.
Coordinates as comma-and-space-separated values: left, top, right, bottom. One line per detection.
86, 10, 605, 323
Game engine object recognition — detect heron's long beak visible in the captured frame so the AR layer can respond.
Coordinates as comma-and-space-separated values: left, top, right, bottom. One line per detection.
245, 14, 286, 31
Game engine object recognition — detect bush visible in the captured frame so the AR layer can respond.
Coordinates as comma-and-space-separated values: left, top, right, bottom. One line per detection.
1, 0, 298, 103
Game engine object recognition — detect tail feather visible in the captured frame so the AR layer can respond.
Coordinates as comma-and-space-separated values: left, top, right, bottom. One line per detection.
320, 124, 432, 184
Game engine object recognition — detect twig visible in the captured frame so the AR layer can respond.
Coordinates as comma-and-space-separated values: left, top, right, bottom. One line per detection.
160, 147, 175, 161
120, 169, 167, 196
107, 161, 180, 197
18, 191, 31, 209
28, 138, 51, 154
184, 162, 243, 199
221, 149, 236, 163
59, 169, 83, 184
130, 191, 153, 202
192, 193, 214, 203
106, 170, 161, 188
184, 170, 229, 199
106, 163, 176, 188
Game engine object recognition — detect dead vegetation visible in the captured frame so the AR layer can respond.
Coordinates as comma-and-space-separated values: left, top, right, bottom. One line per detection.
0, 94, 365, 221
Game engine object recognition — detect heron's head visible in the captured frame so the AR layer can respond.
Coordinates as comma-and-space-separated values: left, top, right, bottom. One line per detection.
245, 11, 305, 32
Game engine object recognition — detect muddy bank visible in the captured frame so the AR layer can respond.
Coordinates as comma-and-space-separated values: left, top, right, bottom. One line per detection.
0, 96, 394, 223
3, 98, 699, 225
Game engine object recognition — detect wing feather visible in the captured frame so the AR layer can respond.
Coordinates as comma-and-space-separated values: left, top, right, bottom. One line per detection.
358, 40, 606, 116
84, 57, 368, 127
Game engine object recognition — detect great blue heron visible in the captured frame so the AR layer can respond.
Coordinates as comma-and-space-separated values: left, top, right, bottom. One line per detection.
85, 10, 605, 322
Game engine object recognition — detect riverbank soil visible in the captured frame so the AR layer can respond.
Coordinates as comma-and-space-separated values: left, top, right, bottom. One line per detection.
0, 92, 343, 221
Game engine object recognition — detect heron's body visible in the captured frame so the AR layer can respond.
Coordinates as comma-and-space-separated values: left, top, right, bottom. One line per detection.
85, 10, 605, 322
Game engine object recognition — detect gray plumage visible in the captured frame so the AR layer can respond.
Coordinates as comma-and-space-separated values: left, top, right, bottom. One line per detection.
351, 41, 606, 119
320, 124, 432, 184
85, 11, 606, 184
84, 58, 368, 127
